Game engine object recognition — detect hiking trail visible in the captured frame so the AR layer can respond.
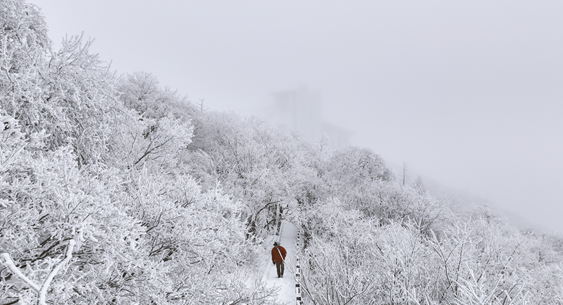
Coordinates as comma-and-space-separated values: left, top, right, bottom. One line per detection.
262, 220, 299, 304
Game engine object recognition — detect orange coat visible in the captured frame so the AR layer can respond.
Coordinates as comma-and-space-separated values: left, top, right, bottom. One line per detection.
271, 246, 287, 263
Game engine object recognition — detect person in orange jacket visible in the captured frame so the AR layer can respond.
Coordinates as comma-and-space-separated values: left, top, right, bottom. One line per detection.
271, 242, 287, 278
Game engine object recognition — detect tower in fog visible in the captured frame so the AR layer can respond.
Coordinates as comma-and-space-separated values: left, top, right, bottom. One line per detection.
267, 85, 351, 149
270, 85, 322, 142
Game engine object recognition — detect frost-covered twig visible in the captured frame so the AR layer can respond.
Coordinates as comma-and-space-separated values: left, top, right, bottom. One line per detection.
1, 239, 76, 305
1, 253, 41, 292
39, 240, 76, 305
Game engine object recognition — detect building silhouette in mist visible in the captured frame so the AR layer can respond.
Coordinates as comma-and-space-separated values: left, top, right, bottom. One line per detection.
266, 85, 351, 149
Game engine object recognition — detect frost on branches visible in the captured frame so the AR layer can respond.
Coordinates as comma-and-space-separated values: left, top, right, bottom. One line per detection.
2, 1, 563, 304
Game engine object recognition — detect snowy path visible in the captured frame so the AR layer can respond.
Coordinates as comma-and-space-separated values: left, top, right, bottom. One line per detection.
262, 220, 298, 305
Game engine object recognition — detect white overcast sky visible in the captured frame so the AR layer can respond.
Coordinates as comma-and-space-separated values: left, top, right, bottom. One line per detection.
29, 0, 563, 233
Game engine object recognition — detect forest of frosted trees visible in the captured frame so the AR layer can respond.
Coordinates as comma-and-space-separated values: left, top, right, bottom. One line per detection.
1, 1, 563, 304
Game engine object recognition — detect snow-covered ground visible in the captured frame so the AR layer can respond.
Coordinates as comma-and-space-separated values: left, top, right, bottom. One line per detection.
262, 221, 298, 305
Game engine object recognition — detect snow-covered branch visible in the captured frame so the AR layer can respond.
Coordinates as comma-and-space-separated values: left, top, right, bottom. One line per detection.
1, 253, 41, 292
39, 240, 76, 305
1, 240, 76, 305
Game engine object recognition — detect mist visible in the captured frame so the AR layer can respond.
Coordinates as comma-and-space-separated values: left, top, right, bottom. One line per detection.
29, 0, 563, 233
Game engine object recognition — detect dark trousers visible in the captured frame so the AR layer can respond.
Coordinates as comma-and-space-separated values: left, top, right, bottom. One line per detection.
275, 262, 284, 277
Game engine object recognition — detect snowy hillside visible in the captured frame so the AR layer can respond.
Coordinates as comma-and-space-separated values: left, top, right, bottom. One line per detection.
2, 1, 563, 304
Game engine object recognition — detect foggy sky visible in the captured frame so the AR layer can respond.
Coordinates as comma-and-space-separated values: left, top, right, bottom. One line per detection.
29, 0, 563, 233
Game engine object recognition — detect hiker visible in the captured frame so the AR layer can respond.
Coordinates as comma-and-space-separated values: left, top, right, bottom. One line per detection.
271, 242, 287, 278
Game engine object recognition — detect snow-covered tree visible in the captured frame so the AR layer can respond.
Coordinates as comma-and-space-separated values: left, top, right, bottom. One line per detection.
118, 71, 196, 121
185, 111, 316, 240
